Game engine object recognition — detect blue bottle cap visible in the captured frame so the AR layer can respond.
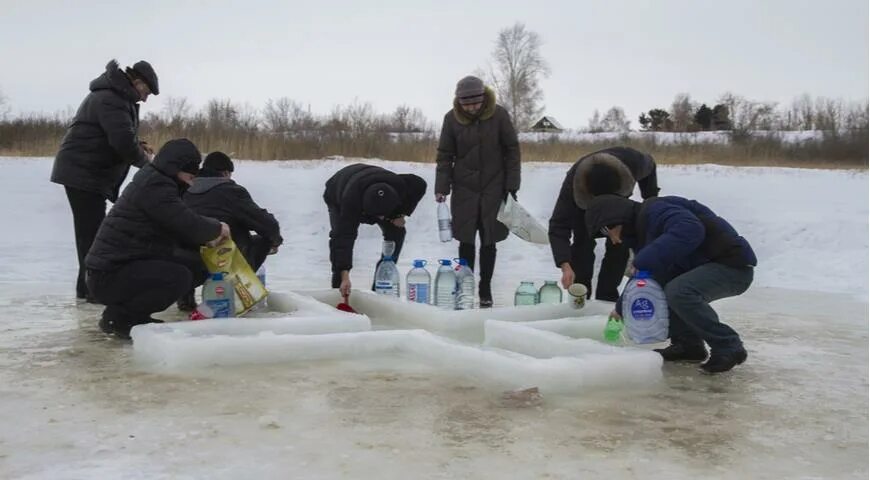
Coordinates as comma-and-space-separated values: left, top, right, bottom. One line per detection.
413, 259, 427, 268
454, 257, 468, 266
635, 270, 651, 279
211, 272, 224, 281
439, 259, 452, 266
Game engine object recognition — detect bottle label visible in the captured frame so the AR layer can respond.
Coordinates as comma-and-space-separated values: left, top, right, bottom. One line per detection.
375, 281, 395, 294
408, 284, 428, 303
630, 297, 655, 321
205, 299, 232, 318
438, 219, 451, 230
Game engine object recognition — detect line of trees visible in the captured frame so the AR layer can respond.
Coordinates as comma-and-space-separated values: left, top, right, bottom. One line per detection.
588, 93, 868, 134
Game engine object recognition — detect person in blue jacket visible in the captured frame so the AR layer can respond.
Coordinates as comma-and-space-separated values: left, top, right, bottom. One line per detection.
585, 194, 757, 374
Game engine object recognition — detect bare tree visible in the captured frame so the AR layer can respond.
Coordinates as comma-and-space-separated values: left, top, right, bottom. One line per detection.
161, 96, 191, 126
586, 109, 603, 133
487, 22, 550, 130
600, 106, 631, 132
670, 93, 695, 132
0, 88, 10, 119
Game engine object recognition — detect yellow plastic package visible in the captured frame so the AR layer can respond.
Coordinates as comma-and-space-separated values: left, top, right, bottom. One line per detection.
200, 240, 267, 316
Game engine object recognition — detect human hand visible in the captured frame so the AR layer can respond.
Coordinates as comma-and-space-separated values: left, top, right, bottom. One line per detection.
269, 245, 280, 255
339, 272, 351, 298
140, 140, 155, 155
390, 216, 406, 228
609, 310, 622, 321
207, 222, 231, 247
435, 193, 446, 203
626, 264, 637, 277
559, 263, 575, 289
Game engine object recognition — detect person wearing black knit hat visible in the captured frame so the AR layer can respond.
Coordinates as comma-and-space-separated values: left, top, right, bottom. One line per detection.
177, 151, 283, 310
323, 163, 427, 299
51, 59, 160, 302
548, 146, 659, 301
585, 193, 756, 374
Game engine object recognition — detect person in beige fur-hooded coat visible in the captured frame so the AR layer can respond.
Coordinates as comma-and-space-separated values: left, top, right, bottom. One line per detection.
548, 146, 659, 301
435, 75, 521, 307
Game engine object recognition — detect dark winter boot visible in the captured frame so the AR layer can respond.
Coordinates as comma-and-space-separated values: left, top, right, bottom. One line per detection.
98, 312, 114, 334
654, 343, 709, 362
113, 317, 164, 340
699, 348, 748, 374
479, 282, 493, 308
176, 290, 196, 312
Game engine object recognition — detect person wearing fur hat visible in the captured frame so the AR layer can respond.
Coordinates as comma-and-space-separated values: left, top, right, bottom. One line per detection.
548, 146, 659, 301
585, 194, 756, 373
86, 139, 230, 339
435, 75, 521, 307
323, 163, 427, 298
51, 59, 160, 302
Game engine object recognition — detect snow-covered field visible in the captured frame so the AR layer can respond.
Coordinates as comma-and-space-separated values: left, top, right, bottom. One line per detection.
0, 157, 866, 479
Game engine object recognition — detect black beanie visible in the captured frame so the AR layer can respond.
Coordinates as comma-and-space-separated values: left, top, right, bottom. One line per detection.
203, 151, 234, 172
362, 183, 400, 216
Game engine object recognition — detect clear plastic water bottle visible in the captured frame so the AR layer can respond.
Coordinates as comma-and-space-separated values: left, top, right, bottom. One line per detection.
538, 280, 563, 304
374, 241, 400, 297
256, 264, 266, 287
622, 270, 669, 344
514, 281, 538, 306
202, 272, 235, 318
434, 259, 457, 309
406, 259, 431, 304
453, 258, 475, 310
603, 316, 624, 344
437, 202, 452, 242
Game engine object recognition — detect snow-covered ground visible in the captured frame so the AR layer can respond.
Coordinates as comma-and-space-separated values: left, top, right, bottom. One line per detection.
0, 157, 867, 479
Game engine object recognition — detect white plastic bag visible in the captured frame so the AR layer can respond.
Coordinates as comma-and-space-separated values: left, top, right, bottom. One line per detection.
497, 196, 549, 244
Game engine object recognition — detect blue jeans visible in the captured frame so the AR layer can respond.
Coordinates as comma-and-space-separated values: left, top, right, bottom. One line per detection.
664, 263, 754, 353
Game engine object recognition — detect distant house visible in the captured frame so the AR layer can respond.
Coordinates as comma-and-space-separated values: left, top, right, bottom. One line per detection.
530, 116, 564, 132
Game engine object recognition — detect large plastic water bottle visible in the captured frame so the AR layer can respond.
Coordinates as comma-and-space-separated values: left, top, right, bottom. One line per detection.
374, 241, 400, 297
538, 281, 563, 304
434, 259, 457, 309
437, 202, 452, 242
621, 270, 669, 344
453, 258, 475, 310
202, 272, 235, 318
514, 281, 538, 306
406, 259, 431, 304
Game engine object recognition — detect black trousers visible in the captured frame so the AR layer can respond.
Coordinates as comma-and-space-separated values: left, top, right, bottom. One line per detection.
64, 187, 106, 298
571, 211, 630, 301
87, 260, 192, 328
457, 218, 497, 299
327, 208, 406, 288
241, 235, 272, 272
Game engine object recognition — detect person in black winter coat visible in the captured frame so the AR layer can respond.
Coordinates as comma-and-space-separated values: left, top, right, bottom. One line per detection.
177, 152, 283, 310
51, 59, 160, 301
86, 139, 230, 339
548, 147, 659, 301
324, 163, 427, 298
586, 194, 757, 374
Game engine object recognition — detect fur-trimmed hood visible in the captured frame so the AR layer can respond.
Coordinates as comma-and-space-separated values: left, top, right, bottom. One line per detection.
452, 86, 498, 125
89, 60, 140, 103
572, 152, 635, 209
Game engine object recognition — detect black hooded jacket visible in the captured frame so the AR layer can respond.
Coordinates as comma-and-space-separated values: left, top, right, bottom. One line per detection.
548, 146, 658, 267
323, 163, 427, 273
85, 139, 222, 271
183, 174, 283, 251
51, 60, 148, 201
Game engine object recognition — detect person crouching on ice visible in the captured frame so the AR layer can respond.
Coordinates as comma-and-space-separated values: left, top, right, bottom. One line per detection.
585, 194, 757, 374
323, 163, 427, 299
85, 139, 230, 339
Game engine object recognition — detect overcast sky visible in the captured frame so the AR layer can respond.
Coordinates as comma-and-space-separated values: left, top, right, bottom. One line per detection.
1, 0, 867, 129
